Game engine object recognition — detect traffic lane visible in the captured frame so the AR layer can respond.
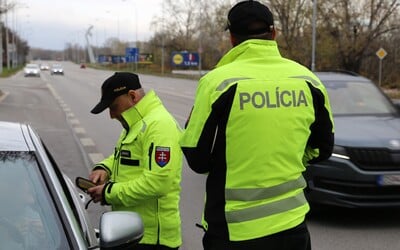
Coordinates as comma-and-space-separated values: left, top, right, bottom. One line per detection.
0, 75, 108, 227
0, 76, 89, 177
139, 74, 197, 97
308, 207, 400, 249
154, 89, 193, 126
42, 66, 121, 159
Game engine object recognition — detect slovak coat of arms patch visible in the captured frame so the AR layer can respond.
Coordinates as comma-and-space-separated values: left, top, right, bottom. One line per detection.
155, 146, 170, 167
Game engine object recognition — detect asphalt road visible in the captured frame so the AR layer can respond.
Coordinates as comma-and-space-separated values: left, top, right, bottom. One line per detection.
1, 61, 400, 250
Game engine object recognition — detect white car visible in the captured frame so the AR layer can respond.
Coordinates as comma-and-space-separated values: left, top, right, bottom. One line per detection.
24, 63, 40, 77
51, 64, 64, 75
0, 121, 144, 249
40, 64, 50, 70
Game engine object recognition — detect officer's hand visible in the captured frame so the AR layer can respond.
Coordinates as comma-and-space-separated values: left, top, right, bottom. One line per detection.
89, 169, 108, 185
87, 184, 105, 204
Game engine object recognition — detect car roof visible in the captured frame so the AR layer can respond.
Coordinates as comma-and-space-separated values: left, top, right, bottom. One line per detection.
314, 71, 371, 83
0, 121, 35, 151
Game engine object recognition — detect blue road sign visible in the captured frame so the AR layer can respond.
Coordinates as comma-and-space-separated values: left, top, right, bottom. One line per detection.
111, 55, 125, 64
126, 47, 139, 63
97, 55, 110, 64
171, 51, 199, 67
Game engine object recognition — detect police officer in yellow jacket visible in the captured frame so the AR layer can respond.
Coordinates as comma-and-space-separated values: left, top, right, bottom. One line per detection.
88, 72, 182, 250
180, 1, 334, 250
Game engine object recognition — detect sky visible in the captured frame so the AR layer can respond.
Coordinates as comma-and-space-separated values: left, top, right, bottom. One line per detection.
11, 0, 164, 50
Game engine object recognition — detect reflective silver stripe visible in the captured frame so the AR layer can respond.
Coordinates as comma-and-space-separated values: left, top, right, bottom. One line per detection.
141, 121, 147, 132
225, 176, 306, 201
216, 77, 250, 91
225, 192, 307, 223
290, 75, 321, 87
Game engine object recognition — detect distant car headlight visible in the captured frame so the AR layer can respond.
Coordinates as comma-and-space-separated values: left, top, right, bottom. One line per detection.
331, 145, 350, 160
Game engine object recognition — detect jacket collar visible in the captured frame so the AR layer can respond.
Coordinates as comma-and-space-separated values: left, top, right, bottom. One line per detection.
121, 90, 160, 129
216, 39, 281, 68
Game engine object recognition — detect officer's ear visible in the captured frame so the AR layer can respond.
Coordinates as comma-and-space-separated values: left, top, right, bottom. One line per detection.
230, 33, 239, 47
271, 27, 276, 40
127, 90, 136, 104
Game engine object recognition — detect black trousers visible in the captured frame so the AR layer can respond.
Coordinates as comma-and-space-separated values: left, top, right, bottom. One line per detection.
135, 244, 179, 250
203, 221, 311, 250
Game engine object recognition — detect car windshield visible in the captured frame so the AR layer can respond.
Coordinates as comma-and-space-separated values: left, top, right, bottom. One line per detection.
324, 80, 397, 116
0, 151, 70, 249
26, 64, 39, 69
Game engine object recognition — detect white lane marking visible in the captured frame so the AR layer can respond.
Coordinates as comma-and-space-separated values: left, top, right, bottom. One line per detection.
69, 118, 80, 125
46, 82, 104, 168
80, 137, 95, 146
88, 153, 105, 164
74, 127, 86, 134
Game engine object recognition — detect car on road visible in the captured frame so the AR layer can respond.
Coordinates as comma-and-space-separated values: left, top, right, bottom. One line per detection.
51, 64, 64, 75
24, 63, 40, 77
0, 121, 144, 249
40, 63, 50, 70
304, 72, 400, 208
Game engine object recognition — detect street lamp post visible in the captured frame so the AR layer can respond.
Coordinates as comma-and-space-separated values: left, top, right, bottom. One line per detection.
311, 0, 317, 71
161, 1, 165, 75
122, 0, 138, 72
0, 0, 3, 74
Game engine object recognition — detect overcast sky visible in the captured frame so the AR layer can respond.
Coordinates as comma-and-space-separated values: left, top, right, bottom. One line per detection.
11, 0, 163, 50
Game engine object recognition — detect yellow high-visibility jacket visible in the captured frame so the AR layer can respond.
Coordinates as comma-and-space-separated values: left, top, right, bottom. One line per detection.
95, 90, 183, 248
180, 39, 334, 241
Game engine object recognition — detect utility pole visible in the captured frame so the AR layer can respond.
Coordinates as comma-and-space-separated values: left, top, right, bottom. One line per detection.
198, 3, 203, 77
311, 0, 317, 71
0, 0, 4, 75
161, 1, 165, 75
5, 0, 9, 70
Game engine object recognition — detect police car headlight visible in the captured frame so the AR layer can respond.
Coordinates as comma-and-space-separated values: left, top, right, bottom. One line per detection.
331, 145, 350, 160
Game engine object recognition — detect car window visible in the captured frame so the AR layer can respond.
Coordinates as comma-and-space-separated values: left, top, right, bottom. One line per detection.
0, 151, 70, 249
26, 64, 39, 69
324, 80, 397, 115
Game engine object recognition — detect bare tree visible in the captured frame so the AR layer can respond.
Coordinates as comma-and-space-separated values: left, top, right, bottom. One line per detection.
147, 0, 399, 87
318, 0, 400, 72
267, 0, 312, 63
159, 0, 200, 50
195, 0, 231, 68
149, 0, 230, 70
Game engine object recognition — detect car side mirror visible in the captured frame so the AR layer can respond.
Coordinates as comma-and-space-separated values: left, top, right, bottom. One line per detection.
99, 211, 144, 250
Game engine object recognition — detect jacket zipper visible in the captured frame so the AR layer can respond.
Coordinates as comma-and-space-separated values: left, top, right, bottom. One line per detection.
148, 142, 154, 170
114, 146, 121, 177
156, 199, 160, 245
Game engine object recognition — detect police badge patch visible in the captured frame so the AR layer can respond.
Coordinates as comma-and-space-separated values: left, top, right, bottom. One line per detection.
155, 146, 170, 167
